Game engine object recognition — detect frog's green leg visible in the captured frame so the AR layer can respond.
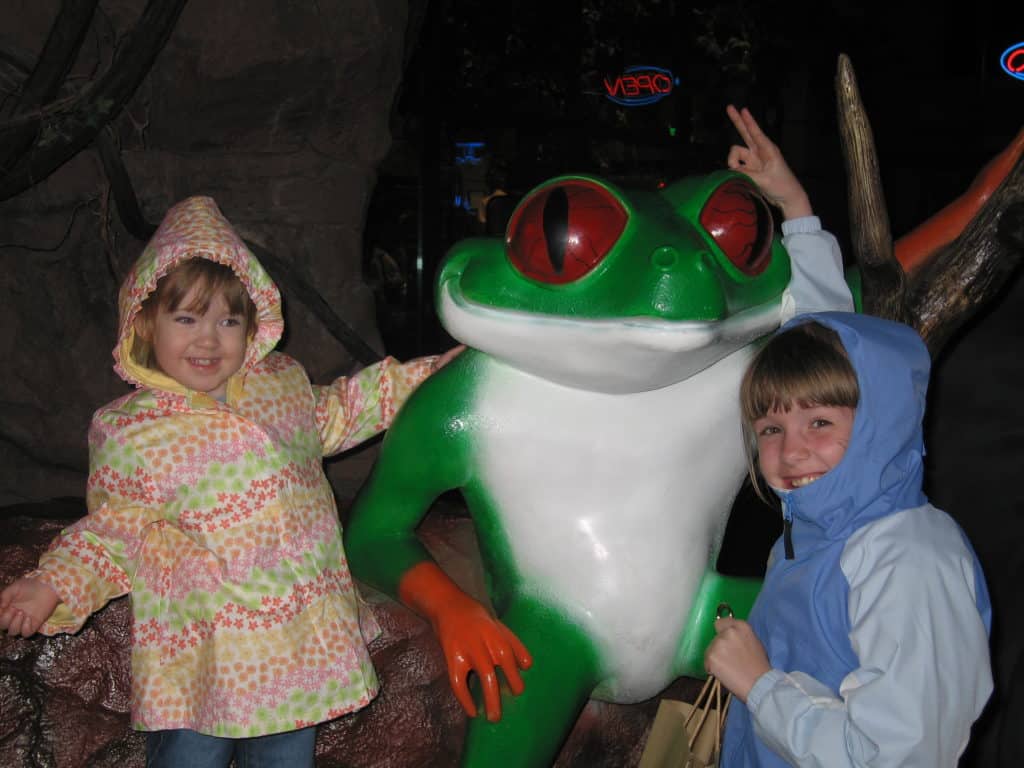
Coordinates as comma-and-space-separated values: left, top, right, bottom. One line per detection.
674, 571, 761, 678
461, 596, 601, 768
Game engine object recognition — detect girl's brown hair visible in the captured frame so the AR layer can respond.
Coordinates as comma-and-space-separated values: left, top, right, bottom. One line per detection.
739, 321, 859, 499
132, 259, 257, 368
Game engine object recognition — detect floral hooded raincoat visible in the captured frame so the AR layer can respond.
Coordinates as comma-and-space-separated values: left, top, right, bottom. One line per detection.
30, 196, 436, 737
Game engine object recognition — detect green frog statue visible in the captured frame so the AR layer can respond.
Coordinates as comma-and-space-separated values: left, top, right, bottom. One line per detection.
345, 108, 855, 766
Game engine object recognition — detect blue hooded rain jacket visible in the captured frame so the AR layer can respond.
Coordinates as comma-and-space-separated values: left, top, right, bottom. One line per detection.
722, 312, 993, 768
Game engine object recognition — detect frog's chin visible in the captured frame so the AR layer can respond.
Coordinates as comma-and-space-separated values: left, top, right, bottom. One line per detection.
439, 281, 783, 394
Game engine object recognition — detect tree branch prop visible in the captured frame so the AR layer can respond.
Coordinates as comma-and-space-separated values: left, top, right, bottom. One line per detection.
94, 127, 383, 365
0, 0, 100, 171
836, 53, 1024, 355
0, 0, 188, 201
907, 172, 1024, 356
835, 54, 908, 325
248, 242, 385, 366
94, 126, 157, 239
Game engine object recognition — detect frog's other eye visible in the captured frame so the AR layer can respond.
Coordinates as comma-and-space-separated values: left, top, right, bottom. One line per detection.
699, 180, 773, 276
506, 180, 627, 284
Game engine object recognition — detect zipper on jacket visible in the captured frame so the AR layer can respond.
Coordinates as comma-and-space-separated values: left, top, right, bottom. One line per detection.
782, 504, 794, 560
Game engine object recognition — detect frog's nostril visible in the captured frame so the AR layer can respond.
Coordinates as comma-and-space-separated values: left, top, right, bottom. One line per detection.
650, 247, 715, 273
650, 246, 681, 271
648, 249, 726, 320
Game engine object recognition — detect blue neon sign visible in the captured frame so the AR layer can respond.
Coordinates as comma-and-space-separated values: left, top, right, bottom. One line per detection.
1001, 43, 1024, 81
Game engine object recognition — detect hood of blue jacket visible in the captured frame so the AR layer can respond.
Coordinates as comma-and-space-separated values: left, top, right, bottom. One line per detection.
775, 312, 930, 547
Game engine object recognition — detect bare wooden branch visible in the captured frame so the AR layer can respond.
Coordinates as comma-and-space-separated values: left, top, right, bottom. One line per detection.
249, 242, 385, 366
0, 0, 99, 171
94, 126, 157, 240
835, 54, 1024, 356
0, 0, 188, 201
0, 0, 98, 119
835, 53, 908, 324
907, 156, 1024, 355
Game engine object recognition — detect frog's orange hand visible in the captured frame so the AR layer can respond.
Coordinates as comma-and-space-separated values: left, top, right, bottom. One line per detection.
398, 561, 533, 722
896, 127, 1024, 273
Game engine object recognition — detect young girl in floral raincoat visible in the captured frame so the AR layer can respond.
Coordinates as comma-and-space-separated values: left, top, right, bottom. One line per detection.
0, 196, 453, 766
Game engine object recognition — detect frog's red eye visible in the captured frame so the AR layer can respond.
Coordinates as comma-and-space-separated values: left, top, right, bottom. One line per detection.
699, 180, 773, 276
506, 180, 628, 284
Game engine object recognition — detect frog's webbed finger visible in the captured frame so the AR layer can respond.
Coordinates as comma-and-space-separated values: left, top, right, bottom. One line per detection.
460, 627, 512, 721
477, 661, 503, 722
448, 644, 482, 717
489, 622, 532, 695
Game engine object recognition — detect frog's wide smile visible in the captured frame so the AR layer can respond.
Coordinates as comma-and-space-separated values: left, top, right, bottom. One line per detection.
439, 279, 783, 394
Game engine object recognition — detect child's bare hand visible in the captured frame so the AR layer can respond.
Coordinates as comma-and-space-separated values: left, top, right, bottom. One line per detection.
726, 105, 812, 221
0, 577, 60, 637
704, 616, 771, 703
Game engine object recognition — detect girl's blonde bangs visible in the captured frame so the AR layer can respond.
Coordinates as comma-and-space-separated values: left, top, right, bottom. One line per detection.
740, 322, 859, 424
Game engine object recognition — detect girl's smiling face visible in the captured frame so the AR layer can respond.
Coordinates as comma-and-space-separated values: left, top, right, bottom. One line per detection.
753, 403, 856, 491
144, 287, 248, 400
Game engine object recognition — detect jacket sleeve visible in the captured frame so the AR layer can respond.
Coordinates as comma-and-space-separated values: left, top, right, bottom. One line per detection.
779, 215, 855, 322
746, 507, 993, 767
314, 355, 437, 456
30, 418, 163, 635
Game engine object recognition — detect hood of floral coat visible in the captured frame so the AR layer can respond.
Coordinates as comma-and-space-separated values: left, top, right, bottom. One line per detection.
113, 196, 284, 400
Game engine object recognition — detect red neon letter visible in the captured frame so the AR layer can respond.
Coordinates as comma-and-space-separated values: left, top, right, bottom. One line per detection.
1009, 48, 1024, 73
653, 73, 672, 93
603, 77, 624, 97
623, 76, 640, 96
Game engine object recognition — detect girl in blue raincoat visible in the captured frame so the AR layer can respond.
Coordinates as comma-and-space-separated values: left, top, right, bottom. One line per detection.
707, 313, 993, 767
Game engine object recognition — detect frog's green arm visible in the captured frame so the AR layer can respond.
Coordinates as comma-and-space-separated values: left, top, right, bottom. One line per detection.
344, 350, 480, 596
346, 350, 546, 735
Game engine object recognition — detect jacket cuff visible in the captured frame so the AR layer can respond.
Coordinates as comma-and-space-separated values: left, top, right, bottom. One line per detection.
25, 569, 85, 635
781, 215, 822, 236
746, 668, 786, 713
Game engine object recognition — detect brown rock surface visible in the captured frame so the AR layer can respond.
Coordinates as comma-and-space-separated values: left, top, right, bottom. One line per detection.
1, 506, 701, 767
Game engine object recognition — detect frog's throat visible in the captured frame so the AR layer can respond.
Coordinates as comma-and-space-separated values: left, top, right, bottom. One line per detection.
439, 280, 784, 394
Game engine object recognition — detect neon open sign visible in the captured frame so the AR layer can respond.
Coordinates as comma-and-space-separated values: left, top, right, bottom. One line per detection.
1001, 43, 1024, 81
603, 65, 677, 106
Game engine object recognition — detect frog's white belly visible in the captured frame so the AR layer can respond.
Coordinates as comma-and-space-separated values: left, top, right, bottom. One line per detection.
473, 347, 754, 703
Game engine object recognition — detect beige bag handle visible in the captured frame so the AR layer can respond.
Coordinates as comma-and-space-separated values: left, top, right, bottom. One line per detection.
683, 603, 735, 758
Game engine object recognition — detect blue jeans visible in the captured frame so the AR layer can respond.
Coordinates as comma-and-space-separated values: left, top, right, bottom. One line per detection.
145, 726, 316, 768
